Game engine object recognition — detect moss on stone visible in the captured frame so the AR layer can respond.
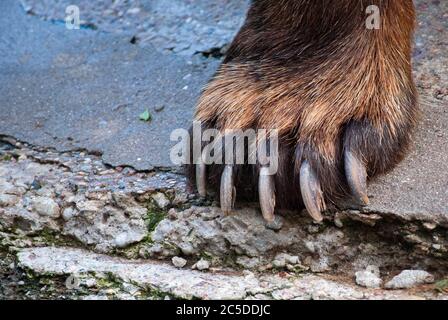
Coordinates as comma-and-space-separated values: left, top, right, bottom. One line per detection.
199, 251, 214, 261
114, 235, 154, 259
145, 202, 168, 233
1, 154, 12, 161
140, 285, 179, 300
95, 273, 123, 290
33, 229, 81, 246
435, 279, 448, 293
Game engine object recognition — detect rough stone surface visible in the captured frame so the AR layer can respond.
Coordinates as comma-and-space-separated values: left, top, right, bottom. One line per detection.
1, 141, 448, 300
0, 141, 186, 252
16, 247, 448, 300
386, 270, 435, 290
236, 257, 261, 269
17, 247, 261, 300
63, 194, 148, 252
147, 206, 448, 276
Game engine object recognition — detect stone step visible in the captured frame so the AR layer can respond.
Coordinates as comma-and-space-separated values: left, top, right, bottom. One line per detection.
1, 142, 447, 282
17, 247, 446, 300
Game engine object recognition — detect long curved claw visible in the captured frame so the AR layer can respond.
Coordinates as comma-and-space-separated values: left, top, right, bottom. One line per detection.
259, 166, 276, 223
300, 160, 325, 222
196, 161, 207, 197
220, 165, 236, 215
344, 150, 369, 206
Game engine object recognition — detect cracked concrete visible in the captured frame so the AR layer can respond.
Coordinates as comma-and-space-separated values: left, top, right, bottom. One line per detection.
0, 138, 188, 252
1, 140, 448, 299
19, 0, 250, 56
0, 0, 220, 170
0, 0, 447, 300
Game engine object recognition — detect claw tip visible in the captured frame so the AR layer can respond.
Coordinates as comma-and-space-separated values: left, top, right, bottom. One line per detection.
361, 194, 370, 206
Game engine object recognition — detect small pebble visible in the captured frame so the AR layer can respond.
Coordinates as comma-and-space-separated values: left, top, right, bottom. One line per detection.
172, 257, 187, 268
152, 192, 170, 209
334, 218, 344, 228
194, 259, 211, 271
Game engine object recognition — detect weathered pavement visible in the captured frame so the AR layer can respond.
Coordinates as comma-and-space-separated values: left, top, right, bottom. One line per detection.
0, 0, 224, 170
0, 0, 447, 300
1, 141, 447, 299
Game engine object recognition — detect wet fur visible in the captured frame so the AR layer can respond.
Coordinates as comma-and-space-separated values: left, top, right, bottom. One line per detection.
187, 0, 419, 210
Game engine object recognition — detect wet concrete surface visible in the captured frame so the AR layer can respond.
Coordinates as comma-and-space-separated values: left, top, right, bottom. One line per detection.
19, 0, 250, 56
366, 0, 448, 222
0, 0, 447, 223
0, 0, 221, 170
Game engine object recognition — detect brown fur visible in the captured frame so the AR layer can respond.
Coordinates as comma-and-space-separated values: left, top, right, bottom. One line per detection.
188, 0, 419, 209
